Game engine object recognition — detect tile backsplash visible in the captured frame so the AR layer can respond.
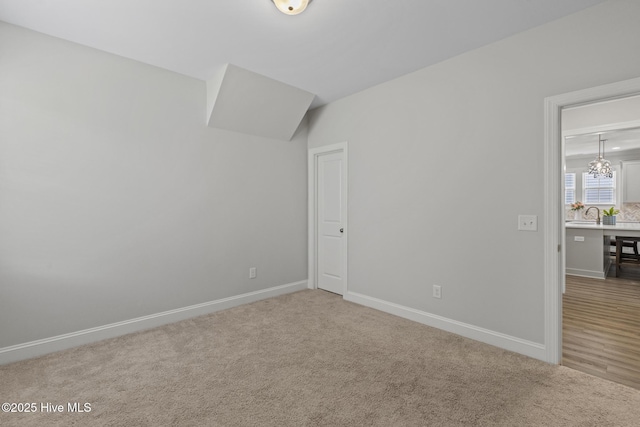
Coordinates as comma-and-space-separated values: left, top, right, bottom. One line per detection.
566, 203, 640, 222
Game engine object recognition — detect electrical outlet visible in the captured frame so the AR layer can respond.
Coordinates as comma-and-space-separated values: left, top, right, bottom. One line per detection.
518, 215, 538, 231
249, 267, 257, 279
433, 285, 441, 299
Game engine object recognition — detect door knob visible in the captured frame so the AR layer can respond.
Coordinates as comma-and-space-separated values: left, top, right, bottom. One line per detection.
340, 228, 344, 233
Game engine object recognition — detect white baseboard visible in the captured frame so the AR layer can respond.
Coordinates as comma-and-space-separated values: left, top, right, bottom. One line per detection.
344, 291, 547, 362
566, 268, 605, 279
0, 280, 308, 365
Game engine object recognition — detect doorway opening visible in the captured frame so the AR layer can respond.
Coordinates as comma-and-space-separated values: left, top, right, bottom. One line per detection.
544, 77, 640, 378
562, 101, 640, 389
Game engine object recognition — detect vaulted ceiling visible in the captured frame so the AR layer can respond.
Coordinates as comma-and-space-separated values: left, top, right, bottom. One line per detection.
0, 0, 606, 109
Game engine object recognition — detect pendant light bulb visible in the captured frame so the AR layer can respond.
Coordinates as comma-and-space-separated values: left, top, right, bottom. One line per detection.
272, 0, 310, 15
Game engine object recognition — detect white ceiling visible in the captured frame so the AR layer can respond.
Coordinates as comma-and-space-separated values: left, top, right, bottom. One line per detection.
0, 0, 607, 109
566, 127, 640, 158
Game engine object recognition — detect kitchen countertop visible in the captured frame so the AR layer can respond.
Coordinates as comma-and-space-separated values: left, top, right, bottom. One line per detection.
566, 221, 640, 235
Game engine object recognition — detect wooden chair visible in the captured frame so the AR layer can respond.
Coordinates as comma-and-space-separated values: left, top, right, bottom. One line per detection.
615, 236, 640, 277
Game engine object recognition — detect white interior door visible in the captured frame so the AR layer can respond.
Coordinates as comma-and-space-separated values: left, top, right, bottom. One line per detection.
316, 150, 346, 295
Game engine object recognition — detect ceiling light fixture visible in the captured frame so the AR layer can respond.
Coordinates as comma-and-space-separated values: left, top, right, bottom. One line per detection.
271, 0, 311, 15
587, 134, 613, 178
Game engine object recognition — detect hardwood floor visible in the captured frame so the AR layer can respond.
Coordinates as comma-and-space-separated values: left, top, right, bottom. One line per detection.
563, 264, 640, 389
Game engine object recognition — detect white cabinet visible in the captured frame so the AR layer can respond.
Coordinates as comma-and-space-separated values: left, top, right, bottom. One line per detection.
623, 160, 640, 203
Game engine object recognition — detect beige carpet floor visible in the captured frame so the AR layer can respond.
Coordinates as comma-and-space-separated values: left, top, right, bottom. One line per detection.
2, 289, 640, 426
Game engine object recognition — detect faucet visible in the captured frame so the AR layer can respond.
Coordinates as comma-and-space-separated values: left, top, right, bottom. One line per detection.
585, 206, 601, 224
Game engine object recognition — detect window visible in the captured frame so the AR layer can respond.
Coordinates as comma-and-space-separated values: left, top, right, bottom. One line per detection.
565, 173, 576, 205
582, 172, 616, 205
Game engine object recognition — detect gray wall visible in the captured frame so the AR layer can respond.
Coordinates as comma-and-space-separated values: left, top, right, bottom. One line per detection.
307, 0, 640, 344
0, 22, 308, 348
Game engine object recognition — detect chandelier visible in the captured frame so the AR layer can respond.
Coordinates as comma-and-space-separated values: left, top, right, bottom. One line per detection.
587, 134, 613, 178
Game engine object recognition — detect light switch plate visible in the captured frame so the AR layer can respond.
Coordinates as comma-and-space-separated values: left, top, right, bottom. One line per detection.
518, 215, 538, 231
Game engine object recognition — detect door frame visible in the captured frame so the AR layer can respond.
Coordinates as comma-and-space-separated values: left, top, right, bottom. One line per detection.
543, 76, 640, 364
308, 142, 348, 294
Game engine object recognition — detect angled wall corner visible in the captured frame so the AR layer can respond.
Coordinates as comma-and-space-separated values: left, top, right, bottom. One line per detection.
206, 64, 315, 141
206, 64, 229, 126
